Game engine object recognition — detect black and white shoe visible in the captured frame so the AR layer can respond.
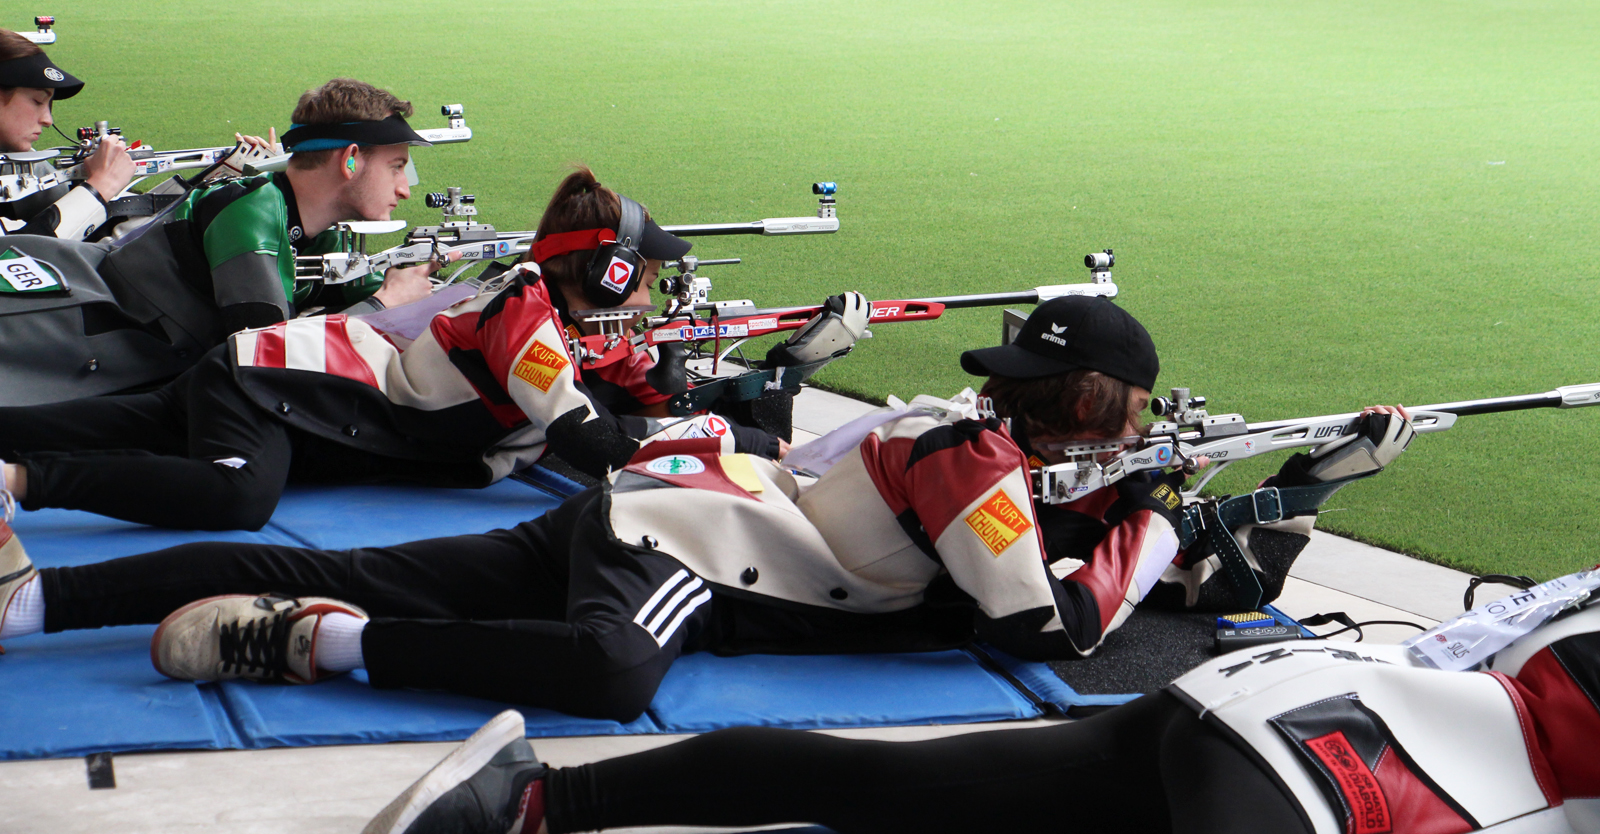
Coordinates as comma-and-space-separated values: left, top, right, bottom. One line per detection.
151, 593, 367, 684
364, 710, 549, 834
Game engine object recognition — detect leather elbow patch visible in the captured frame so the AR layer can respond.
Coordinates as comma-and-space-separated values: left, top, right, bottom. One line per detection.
545, 406, 640, 478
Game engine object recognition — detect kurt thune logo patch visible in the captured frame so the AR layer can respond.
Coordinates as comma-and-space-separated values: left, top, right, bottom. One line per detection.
1152, 484, 1182, 511
965, 489, 1033, 556
512, 340, 569, 392
1305, 730, 1391, 834
0, 247, 64, 293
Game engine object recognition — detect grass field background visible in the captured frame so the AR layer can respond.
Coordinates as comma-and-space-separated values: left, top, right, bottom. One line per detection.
35, 1, 1600, 579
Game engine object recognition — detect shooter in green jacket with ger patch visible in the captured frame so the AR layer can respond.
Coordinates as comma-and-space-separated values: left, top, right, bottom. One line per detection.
0, 78, 443, 407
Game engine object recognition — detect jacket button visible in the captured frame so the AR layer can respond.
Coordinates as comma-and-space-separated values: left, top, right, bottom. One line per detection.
343, 425, 359, 437
641, 535, 658, 549
829, 587, 848, 600
277, 402, 292, 414
84, 358, 98, 371
741, 567, 759, 585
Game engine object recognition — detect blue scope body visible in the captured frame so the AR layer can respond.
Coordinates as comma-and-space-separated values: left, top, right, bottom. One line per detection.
812, 182, 837, 196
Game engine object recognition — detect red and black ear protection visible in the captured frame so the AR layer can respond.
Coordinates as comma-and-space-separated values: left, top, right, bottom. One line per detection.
528, 194, 648, 308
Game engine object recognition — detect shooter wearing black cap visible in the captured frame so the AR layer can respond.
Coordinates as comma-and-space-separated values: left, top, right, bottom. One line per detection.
0, 26, 136, 240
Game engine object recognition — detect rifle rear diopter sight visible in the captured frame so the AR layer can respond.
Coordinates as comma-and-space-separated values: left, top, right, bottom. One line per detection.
1147, 387, 1248, 441
410, 186, 497, 242
659, 256, 742, 310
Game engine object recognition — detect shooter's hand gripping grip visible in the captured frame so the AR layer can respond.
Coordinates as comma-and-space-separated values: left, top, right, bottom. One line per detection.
1276, 411, 1416, 485
764, 291, 869, 367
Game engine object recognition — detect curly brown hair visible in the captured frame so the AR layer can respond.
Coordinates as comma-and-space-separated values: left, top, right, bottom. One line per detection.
287, 78, 413, 170
982, 370, 1144, 440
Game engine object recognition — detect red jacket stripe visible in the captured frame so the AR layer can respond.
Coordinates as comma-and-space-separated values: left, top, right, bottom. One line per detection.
324, 317, 379, 388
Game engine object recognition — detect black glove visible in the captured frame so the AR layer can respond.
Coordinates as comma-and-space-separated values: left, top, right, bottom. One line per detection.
1105, 470, 1187, 528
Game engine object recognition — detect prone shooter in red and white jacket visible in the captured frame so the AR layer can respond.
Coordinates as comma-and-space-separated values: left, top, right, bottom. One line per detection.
0, 169, 794, 531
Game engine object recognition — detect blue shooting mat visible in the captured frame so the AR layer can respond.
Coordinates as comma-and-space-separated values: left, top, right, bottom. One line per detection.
0, 473, 1101, 761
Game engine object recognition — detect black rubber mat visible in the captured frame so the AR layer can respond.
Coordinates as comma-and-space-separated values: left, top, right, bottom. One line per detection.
1048, 607, 1225, 698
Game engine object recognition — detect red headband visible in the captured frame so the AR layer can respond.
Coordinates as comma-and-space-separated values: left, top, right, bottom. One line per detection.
529, 228, 617, 264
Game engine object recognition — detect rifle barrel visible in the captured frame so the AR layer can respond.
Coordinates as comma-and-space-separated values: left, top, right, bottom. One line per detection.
660, 222, 767, 237
1244, 389, 1578, 433
918, 290, 1048, 309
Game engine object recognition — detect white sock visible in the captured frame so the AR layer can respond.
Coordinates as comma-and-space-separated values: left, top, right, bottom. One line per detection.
0, 576, 44, 640
314, 612, 367, 672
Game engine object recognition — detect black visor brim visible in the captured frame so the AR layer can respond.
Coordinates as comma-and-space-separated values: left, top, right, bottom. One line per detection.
0, 53, 84, 99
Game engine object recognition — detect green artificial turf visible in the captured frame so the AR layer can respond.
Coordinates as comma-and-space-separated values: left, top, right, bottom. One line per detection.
34, 0, 1600, 579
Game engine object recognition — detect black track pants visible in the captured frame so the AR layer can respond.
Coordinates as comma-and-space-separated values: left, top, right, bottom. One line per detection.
37, 488, 714, 722
0, 347, 293, 530
545, 691, 1310, 834
0, 345, 481, 530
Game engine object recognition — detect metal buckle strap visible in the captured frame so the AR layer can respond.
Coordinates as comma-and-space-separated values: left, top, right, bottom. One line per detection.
1203, 502, 1264, 611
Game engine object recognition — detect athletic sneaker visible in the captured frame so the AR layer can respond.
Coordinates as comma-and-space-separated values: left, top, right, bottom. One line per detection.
151, 593, 367, 684
0, 520, 37, 648
363, 710, 549, 834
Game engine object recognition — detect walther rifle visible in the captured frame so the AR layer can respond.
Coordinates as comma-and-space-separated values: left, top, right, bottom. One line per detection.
1033, 383, 1600, 507
1031, 382, 1600, 609
297, 181, 844, 287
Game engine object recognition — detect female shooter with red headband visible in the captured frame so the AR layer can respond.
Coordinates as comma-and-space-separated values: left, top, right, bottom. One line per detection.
0, 168, 792, 531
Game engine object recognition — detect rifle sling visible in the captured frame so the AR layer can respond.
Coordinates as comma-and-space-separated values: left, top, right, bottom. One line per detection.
105, 192, 183, 219
1177, 477, 1361, 610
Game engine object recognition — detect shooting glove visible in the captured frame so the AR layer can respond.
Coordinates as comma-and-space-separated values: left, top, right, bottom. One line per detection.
1105, 470, 1188, 529
206, 138, 285, 182
764, 291, 870, 367
1273, 411, 1416, 486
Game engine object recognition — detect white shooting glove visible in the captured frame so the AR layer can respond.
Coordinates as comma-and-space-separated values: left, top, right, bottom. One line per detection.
766, 291, 870, 366
1283, 410, 1416, 483
205, 136, 285, 182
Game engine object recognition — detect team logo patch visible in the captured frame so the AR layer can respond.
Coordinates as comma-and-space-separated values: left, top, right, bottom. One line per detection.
600, 256, 634, 294
511, 339, 570, 392
43, 67, 64, 82
964, 489, 1033, 556
1152, 483, 1182, 510
646, 455, 706, 476
1304, 730, 1391, 834
0, 247, 65, 294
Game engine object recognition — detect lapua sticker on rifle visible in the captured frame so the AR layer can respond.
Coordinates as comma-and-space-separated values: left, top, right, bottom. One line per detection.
0, 247, 68, 295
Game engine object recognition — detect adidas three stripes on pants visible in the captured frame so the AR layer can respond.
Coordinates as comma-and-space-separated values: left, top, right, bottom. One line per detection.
38, 488, 718, 721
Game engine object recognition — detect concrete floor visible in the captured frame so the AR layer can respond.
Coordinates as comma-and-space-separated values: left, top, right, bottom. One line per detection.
1, 386, 1491, 834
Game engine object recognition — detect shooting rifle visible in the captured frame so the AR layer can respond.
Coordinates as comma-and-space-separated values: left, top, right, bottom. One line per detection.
1033, 383, 1600, 506
296, 181, 844, 287
55, 103, 473, 195
579, 249, 1122, 416
18, 16, 54, 44
1030, 381, 1600, 609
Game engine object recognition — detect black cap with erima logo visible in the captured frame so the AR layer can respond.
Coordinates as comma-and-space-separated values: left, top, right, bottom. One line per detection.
960, 296, 1159, 390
